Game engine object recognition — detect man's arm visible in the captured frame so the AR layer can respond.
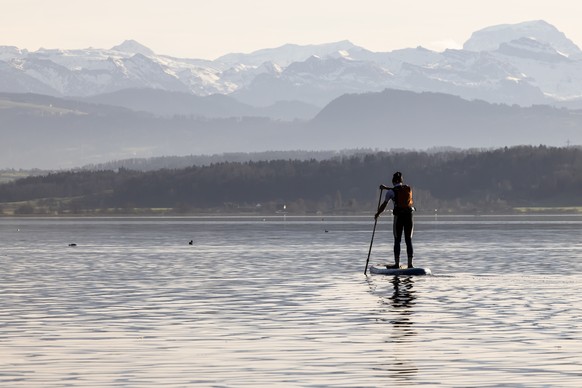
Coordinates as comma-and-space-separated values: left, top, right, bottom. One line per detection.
375, 200, 388, 220
375, 186, 394, 219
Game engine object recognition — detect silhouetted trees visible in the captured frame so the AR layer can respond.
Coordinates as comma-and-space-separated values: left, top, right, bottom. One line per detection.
0, 146, 581, 215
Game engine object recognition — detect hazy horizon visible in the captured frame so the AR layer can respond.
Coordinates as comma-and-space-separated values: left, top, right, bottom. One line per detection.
2, 0, 581, 60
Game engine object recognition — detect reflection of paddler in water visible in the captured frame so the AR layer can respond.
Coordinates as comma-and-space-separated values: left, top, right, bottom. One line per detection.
384, 276, 418, 382
365, 275, 419, 382
388, 276, 417, 339
365, 276, 417, 334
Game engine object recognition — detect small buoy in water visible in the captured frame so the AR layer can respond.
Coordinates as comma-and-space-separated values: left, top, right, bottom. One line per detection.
188, 240, 193, 245
68, 243, 77, 247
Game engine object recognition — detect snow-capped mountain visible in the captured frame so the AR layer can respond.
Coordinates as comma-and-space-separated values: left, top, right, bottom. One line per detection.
463, 20, 582, 59
111, 39, 156, 56
1, 20, 582, 109
216, 40, 360, 67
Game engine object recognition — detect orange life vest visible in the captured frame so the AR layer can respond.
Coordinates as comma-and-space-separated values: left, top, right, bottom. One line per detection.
392, 185, 413, 210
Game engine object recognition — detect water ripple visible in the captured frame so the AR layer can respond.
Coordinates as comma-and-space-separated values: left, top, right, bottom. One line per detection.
1, 217, 582, 386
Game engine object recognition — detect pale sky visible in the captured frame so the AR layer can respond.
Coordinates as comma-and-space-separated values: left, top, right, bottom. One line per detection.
2, 0, 581, 59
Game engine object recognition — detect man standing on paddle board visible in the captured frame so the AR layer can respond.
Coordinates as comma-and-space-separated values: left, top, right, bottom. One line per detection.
374, 171, 415, 269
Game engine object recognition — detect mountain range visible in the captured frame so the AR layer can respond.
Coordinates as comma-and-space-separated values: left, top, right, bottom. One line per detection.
1, 20, 582, 169
1, 88, 580, 169
2, 20, 582, 112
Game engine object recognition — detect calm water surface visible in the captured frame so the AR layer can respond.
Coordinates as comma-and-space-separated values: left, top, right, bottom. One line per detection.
1, 215, 582, 387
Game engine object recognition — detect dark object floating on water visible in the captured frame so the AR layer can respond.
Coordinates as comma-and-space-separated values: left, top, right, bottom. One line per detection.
189, 240, 193, 245
68, 243, 77, 247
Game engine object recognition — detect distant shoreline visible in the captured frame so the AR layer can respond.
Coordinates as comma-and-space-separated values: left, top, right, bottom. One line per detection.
2, 210, 581, 220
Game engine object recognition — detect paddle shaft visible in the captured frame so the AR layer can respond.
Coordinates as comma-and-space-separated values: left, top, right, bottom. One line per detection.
364, 188, 384, 275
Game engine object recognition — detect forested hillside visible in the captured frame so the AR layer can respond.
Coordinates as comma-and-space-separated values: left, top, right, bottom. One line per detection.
82, 149, 375, 171
1, 146, 581, 215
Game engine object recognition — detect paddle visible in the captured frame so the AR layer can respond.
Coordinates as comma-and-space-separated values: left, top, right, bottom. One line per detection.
364, 188, 383, 275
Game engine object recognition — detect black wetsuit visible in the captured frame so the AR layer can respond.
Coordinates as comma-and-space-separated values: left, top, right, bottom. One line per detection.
393, 207, 413, 266
390, 185, 414, 266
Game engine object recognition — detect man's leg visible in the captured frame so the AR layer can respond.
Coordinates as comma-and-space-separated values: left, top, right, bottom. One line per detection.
404, 214, 414, 267
392, 215, 404, 268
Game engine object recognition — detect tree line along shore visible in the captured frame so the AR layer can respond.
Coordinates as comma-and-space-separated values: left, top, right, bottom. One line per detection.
0, 145, 581, 216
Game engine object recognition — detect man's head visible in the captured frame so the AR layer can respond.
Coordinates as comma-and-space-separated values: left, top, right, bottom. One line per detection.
392, 171, 403, 185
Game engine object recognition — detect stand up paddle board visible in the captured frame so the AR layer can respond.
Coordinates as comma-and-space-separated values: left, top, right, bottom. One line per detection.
369, 265, 431, 276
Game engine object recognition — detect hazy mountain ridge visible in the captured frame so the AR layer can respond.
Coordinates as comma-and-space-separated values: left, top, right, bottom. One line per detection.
1, 89, 581, 169
82, 89, 320, 120
2, 20, 582, 110
309, 89, 581, 149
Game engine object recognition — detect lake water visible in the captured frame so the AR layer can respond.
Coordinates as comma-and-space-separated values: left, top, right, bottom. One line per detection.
1, 215, 582, 387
